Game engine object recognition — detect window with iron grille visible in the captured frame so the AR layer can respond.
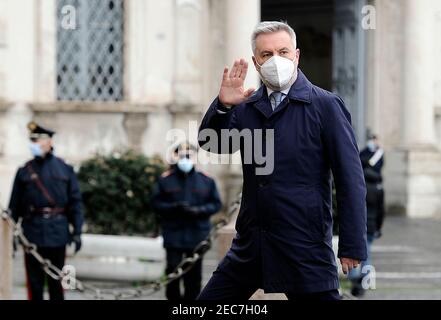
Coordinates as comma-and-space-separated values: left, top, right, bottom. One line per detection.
56, 0, 124, 101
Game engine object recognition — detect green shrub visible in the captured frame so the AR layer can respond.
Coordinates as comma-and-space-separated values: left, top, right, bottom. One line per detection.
77, 150, 166, 236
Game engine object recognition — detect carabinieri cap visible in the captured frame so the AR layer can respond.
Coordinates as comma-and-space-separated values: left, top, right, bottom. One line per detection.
28, 121, 56, 139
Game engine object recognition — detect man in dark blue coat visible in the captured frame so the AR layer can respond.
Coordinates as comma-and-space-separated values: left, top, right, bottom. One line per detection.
8, 122, 83, 300
197, 21, 367, 300
152, 142, 222, 300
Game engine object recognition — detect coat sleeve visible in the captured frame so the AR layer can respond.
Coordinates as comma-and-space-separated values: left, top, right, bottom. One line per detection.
321, 94, 368, 261
198, 97, 241, 154
67, 165, 84, 236
192, 179, 222, 218
8, 169, 25, 222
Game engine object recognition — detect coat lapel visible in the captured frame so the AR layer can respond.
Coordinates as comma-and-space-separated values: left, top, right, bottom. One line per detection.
246, 86, 273, 119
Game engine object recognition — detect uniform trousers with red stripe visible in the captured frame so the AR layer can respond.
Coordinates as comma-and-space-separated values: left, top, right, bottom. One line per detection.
24, 246, 66, 300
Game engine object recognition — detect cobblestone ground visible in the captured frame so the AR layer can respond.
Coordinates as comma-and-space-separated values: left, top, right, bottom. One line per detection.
11, 215, 441, 300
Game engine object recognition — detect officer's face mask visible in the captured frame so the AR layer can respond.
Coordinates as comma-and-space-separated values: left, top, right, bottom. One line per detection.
256, 55, 297, 91
30, 142, 44, 158
177, 157, 194, 173
367, 140, 377, 152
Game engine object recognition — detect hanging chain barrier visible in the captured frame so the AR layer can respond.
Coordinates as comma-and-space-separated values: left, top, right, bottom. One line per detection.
1, 193, 356, 300
0, 193, 241, 300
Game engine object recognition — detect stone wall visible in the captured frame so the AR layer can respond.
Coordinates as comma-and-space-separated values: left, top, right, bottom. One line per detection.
0, 0, 6, 99
433, 1, 441, 148
367, 0, 441, 218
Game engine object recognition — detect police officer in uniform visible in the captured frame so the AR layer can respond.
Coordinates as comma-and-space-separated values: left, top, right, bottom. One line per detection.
152, 142, 222, 300
349, 134, 385, 297
8, 122, 84, 300
360, 135, 385, 239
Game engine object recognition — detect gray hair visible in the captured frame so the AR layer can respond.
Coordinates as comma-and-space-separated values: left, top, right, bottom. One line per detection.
251, 21, 297, 54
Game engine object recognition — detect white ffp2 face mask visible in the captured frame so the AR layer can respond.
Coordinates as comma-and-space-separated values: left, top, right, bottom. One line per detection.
256, 55, 296, 91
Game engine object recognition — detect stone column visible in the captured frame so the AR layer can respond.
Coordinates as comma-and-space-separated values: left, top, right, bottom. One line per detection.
125, 0, 174, 105
402, 0, 435, 147
218, 0, 260, 226
225, 0, 260, 166
125, 0, 175, 158
400, 0, 441, 218
216, 0, 268, 299
0, 217, 12, 299
173, 0, 204, 108
35, 0, 56, 103
216, 0, 260, 254
224, 0, 261, 178
0, 0, 7, 98
225, 0, 260, 90
0, 0, 37, 298
2, 0, 36, 199
5, 0, 37, 103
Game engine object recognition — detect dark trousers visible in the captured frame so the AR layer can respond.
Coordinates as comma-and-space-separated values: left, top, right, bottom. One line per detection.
165, 248, 203, 301
197, 269, 341, 301
24, 246, 66, 301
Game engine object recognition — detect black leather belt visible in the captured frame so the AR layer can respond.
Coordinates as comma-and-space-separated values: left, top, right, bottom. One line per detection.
30, 207, 66, 217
